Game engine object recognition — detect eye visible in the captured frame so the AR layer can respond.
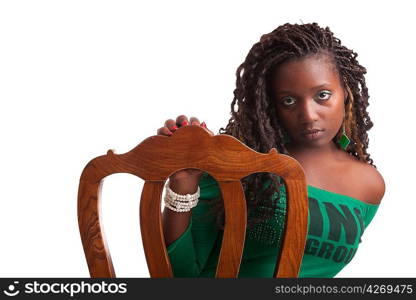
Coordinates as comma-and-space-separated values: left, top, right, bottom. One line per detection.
315, 90, 332, 101
281, 96, 296, 106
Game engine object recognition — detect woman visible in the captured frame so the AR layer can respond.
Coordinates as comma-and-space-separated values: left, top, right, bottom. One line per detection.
158, 22, 385, 277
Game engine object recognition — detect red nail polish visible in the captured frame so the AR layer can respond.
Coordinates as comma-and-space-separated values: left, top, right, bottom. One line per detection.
171, 125, 178, 131
182, 121, 189, 126
167, 131, 173, 136
201, 122, 207, 128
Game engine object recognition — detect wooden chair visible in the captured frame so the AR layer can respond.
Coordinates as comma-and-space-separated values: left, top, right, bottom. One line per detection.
77, 125, 308, 278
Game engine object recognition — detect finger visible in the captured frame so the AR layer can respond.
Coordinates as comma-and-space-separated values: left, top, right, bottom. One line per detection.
176, 115, 189, 127
164, 119, 178, 132
200, 121, 214, 135
189, 117, 200, 126
156, 126, 173, 136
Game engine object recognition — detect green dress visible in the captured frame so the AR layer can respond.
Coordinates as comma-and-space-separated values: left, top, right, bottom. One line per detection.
167, 173, 379, 278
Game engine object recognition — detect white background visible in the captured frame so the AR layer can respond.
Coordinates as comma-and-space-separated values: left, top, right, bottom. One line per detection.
1, 0, 414, 277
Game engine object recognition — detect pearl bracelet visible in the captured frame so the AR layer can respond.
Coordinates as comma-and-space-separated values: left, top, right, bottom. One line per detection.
164, 181, 200, 212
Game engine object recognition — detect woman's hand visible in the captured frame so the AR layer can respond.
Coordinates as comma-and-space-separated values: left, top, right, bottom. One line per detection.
156, 115, 214, 186
159, 115, 214, 243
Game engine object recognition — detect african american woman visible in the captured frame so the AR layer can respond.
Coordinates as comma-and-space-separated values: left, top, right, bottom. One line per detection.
157, 22, 385, 278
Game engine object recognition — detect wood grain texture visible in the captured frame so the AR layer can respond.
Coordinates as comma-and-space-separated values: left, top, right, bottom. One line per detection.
77, 125, 308, 278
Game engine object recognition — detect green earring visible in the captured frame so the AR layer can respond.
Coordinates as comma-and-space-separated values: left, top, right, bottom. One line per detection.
339, 123, 350, 150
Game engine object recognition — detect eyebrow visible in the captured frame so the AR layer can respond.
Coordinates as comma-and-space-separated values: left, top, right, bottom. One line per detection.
276, 83, 332, 94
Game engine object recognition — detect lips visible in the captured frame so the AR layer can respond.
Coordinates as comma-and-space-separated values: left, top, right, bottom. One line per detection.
300, 128, 323, 140
301, 129, 322, 135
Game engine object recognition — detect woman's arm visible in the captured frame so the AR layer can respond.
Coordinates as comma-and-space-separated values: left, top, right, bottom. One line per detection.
162, 178, 199, 246
163, 173, 221, 277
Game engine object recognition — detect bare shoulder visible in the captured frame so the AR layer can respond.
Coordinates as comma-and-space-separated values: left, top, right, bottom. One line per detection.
351, 159, 386, 205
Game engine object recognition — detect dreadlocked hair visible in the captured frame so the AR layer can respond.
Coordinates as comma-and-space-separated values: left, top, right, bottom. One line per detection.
206, 22, 375, 232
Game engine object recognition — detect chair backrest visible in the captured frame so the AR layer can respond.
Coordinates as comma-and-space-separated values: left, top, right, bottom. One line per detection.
78, 125, 308, 278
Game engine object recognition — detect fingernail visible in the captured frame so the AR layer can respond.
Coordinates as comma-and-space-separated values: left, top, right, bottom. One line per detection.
182, 121, 189, 126
201, 122, 207, 128
167, 131, 173, 136
171, 125, 178, 131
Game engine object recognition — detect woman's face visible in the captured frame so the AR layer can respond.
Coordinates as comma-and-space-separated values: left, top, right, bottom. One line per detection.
270, 54, 346, 150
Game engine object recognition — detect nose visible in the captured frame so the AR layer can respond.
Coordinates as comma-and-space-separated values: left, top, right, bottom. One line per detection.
298, 99, 319, 124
